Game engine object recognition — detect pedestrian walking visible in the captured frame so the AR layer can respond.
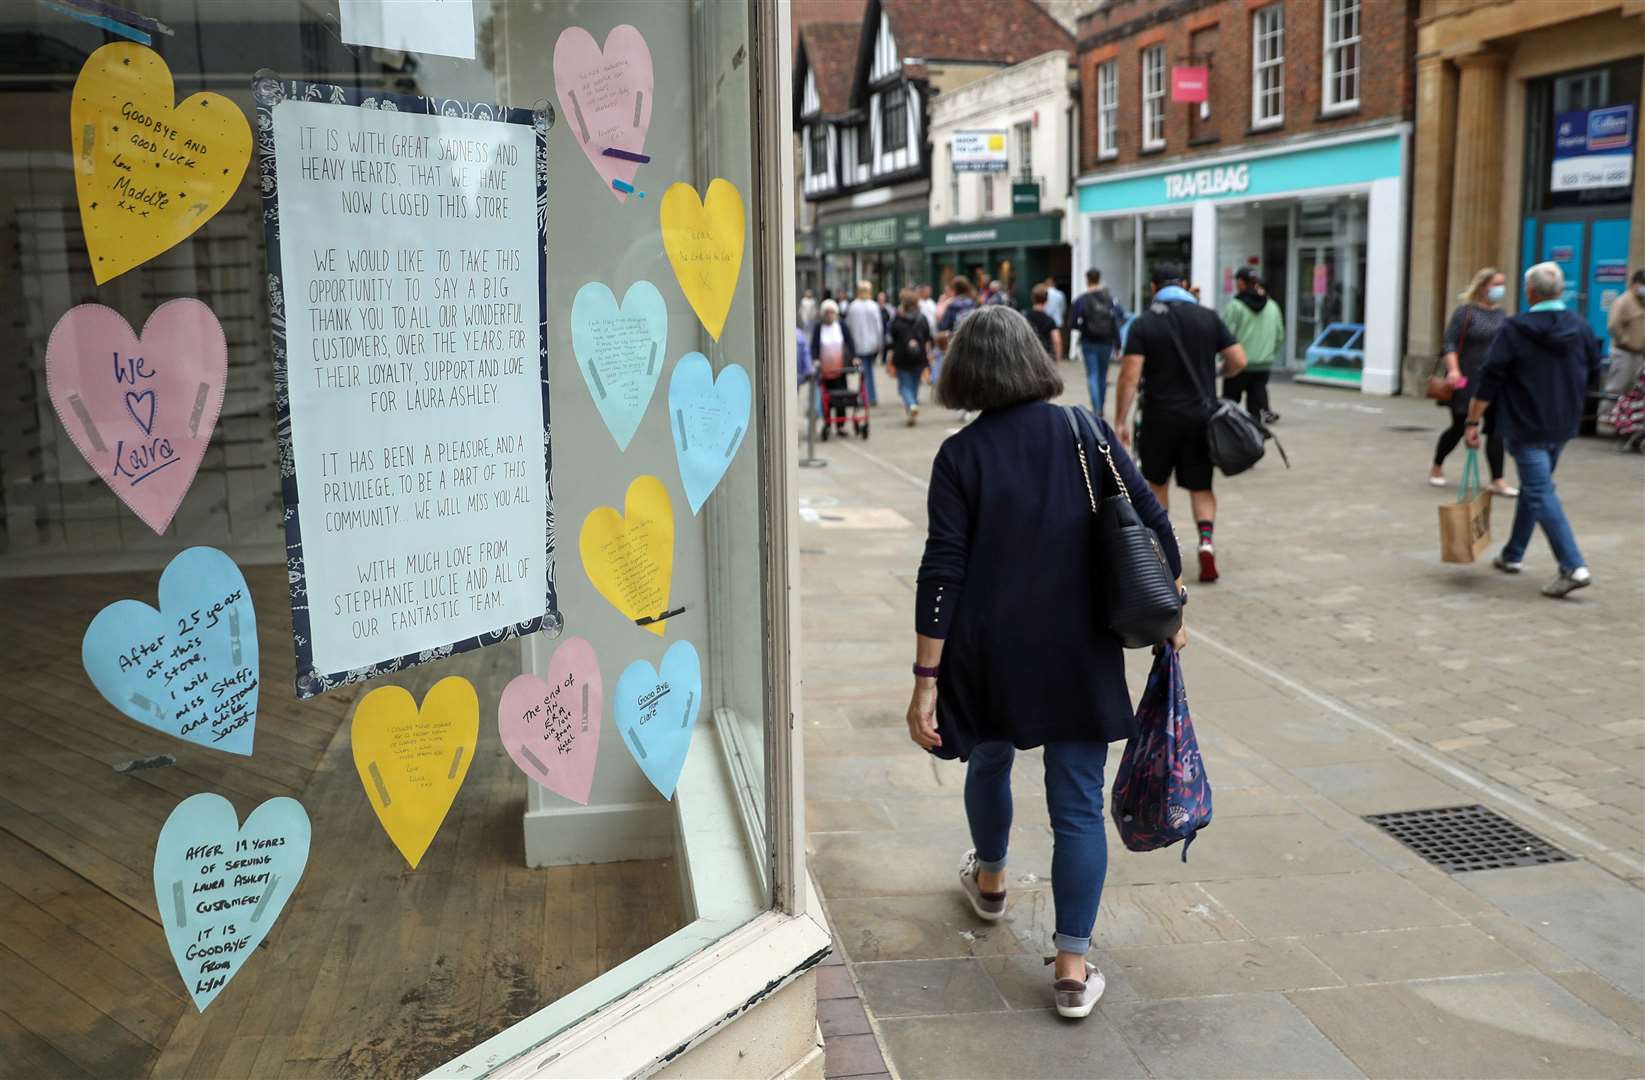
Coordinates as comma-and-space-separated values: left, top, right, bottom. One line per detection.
1070, 268, 1126, 415
984, 278, 1011, 307
906, 304, 1185, 1019
1220, 267, 1284, 425
930, 280, 955, 383
1115, 261, 1248, 584
798, 288, 816, 331
917, 283, 937, 336
1603, 268, 1645, 434
936, 275, 980, 347
844, 282, 884, 407
1043, 276, 1068, 357
886, 287, 933, 425
1468, 261, 1601, 597
1431, 267, 1516, 497
1024, 284, 1061, 361
811, 299, 859, 439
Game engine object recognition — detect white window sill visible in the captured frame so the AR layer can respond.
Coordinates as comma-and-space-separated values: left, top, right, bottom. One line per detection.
1321, 102, 1359, 117
1098, 150, 1118, 161
1141, 141, 1166, 153
1250, 118, 1283, 130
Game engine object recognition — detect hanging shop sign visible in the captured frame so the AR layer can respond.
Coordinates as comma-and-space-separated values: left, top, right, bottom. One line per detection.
951, 129, 1008, 173
1551, 105, 1635, 192
1171, 66, 1209, 103
254, 77, 557, 698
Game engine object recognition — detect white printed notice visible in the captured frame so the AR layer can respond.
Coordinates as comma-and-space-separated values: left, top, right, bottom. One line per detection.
339, 0, 476, 60
267, 95, 547, 682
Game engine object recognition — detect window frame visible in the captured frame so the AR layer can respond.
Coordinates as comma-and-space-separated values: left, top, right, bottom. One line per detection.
1141, 45, 1166, 151
982, 171, 995, 213
1014, 119, 1033, 181
880, 87, 909, 153
1251, 4, 1285, 129
1322, 0, 1361, 114
856, 120, 872, 168
808, 124, 827, 178
1096, 59, 1118, 159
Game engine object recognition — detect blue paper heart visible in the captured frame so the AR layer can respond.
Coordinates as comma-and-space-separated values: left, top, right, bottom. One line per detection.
614, 640, 702, 799
82, 546, 259, 755
153, 793, 310, 1011
125, 388, 157, 434
668, 353, 751, 515
572, 280, 669, 451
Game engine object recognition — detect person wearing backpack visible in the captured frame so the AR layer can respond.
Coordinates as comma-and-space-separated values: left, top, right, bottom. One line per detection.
1115, 262, 1247, 584
1071, 268, 1127, 415
886, 288, 934, 425
1220, 267, 1284, 425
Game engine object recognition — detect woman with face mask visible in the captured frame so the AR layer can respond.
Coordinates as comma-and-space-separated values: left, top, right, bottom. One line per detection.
1431, 267, 1515, 496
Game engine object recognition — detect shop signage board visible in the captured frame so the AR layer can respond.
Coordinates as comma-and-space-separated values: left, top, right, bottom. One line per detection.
255, 78, 557, 698
822, 211, 926, 251
952, 130, 1008, 172
922, 211, 1061, 250
1011, 182, 1040, 215
1171, 66, 1209, 103
1551, 105, 1635, 192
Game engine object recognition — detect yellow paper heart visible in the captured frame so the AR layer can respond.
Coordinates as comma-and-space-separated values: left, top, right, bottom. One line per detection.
351, 676, 478, 870
579, 474, 675, 636
71, 42, 251, 285
660, 179, 745, 341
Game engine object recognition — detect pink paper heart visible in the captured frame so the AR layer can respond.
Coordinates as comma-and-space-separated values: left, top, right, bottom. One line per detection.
553, 24, 654, 203
499, 636, 603, 805
46, 300, 226, 535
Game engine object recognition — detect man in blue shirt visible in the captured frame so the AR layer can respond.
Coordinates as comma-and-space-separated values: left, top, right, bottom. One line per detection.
1467, 261, 1602, 597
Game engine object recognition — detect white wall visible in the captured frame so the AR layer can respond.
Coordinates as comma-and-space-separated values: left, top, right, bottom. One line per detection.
928, 51, 1072, 226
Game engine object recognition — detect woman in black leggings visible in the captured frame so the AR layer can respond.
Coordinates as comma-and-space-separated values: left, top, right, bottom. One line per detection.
1431, 268, 1515, 496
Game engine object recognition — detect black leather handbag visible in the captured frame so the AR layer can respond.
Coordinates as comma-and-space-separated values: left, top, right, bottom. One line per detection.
1063, 407, 1183, 648
1154, 302, 1288, 477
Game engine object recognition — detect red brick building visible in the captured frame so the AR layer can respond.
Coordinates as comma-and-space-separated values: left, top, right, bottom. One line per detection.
1073, 0, 1417, 394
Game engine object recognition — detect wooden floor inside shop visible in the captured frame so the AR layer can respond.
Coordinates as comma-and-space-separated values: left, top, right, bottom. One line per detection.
0, 565, 688, 1079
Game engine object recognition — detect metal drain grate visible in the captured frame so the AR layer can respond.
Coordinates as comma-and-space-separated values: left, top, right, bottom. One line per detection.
1364, 805, 1574, 873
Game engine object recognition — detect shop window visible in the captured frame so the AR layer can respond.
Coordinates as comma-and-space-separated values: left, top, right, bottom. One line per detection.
1323, 0, 1361, 113
1523, 57, 1642, 212
1096, 60, 1118, 159
1252, 4, 1284, 128
1141, 46, 1166, 150
0, 1, 813, 1077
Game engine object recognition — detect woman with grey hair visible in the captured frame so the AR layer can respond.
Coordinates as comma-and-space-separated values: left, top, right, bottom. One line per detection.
906, 305, 1185, 1017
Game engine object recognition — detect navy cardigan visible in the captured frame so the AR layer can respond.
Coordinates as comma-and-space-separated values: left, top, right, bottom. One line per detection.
915, 400, 1182, 760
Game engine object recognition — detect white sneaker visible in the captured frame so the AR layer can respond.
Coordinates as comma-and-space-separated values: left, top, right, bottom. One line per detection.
1048, 958, 1106, 1019
1428, 473, 1446, 488
1542, 567, 1591, 598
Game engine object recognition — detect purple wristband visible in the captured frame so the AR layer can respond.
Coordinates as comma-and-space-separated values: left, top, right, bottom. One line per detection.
913, 663, 939, 679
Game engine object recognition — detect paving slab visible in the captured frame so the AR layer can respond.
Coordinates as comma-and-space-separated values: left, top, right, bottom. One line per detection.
1203, 870, 1464, 936
1002, 881, 1252, 950
976, 953, 1142, 1008
1102, 812, 1383, 886
1291, 757, 1474, 814
1104, 937, 1343, 998
1105, 992, 1365, 1079
875, 1009, 1144, 1079
824, 894, 1031, 963
1297, 925, 1529, 984
851, 958, 1007, 1018
1289, 972, 1645, 1079
809, 827, 1052, 899
1459, 862, 1645, 998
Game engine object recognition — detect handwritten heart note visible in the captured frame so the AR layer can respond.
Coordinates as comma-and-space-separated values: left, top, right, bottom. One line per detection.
154, 793, 310, 1011
82, 546, 258, 755
660, 179, 745, 341
46, 300, 227, 535
572, 280, 668, 451
499, 636, 602, 805
669, 353, 750, 514
615, 640, 702, 799
580, 475, 676, 637
72, 42, 252, 284
351, 676, 477, 870
554, 24, 653, 201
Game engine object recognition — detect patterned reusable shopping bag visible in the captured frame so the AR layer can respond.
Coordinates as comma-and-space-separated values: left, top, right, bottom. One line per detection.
1111, 645, 1212, 860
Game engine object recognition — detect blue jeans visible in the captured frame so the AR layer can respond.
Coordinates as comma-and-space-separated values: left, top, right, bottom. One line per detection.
1502, 440, 1585, 573
1081, 341, 1113, 415
857, 352, 879, 405
965, 740, 1109, 955
896, 367, 922, 410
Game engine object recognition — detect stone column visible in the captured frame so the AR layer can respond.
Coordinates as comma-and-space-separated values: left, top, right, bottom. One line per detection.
1445, 49, 1508, 304
1404, 55, 1458, 382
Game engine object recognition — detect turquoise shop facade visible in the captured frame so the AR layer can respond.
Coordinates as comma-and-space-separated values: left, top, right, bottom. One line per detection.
1074, 124, 1410, 396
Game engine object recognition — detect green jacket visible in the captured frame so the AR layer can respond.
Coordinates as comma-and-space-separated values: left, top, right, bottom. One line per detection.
1222, 295, 1285, 370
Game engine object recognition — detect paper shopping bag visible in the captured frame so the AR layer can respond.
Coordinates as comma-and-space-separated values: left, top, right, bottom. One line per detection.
1439, 449, 1492, 563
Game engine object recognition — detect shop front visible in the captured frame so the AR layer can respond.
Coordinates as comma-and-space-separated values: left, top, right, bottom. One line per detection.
818, 206, 927, 302
1076, 125, 1409, 395
923, 211, 1069, 309
0, 2, 823, 1078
